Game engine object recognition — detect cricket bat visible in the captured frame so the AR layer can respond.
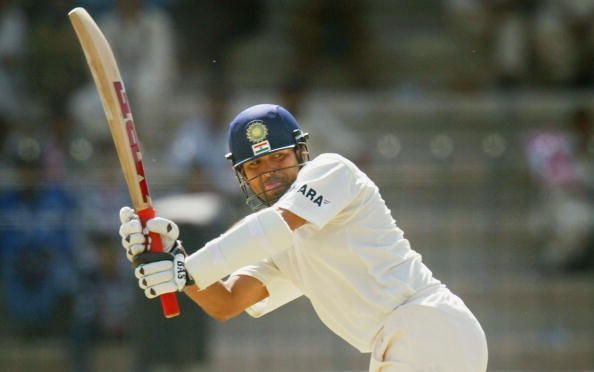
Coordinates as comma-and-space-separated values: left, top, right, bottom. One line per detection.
68, 7, 180, 318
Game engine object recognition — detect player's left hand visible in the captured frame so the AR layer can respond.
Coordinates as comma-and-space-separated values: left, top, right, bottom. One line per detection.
133, 243, 195, 299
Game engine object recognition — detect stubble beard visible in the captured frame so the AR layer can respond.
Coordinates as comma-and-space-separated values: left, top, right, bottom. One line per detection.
260, 174, 291, 203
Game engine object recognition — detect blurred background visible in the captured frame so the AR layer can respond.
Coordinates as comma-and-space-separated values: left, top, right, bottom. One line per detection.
0, 0, 593, 371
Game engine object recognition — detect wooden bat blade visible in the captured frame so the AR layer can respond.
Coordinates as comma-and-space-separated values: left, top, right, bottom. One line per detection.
68, 7, 146, 209
68, 7, 180, 318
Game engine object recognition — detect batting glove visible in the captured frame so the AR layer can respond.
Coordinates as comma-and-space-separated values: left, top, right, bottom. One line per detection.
118, 206, 179, 261
118, 206, 194, 298
133, 242, 195, 299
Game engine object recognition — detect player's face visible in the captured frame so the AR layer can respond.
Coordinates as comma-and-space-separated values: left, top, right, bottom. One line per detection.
241, 149, 300, 203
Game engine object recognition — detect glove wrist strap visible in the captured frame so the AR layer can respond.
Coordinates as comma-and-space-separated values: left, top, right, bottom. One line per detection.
172, 240, 195, 288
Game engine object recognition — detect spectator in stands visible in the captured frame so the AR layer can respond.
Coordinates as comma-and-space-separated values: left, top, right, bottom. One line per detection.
170, 0, 265, 84
0, 136, 78, 336
533, 0, 594, 86
447, 0, 593, 88
285, 0, 372, 89
42, 110, 77, 184
0, 0, 27, 119
70, 231, 134, 371
25, 1, 87, 111
448, 0, 539, 88
70, 150, 131, 371
167, 85, 239, 197
525, 106, 594, 271
0, 113, 16, 190
279, 79, 370, 168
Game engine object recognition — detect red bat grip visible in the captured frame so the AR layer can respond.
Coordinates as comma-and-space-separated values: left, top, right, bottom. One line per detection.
137, 207, 181, 318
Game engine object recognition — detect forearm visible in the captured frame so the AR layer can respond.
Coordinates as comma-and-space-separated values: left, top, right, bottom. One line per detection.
183, 275, 269, 321
183, 281, 237, 321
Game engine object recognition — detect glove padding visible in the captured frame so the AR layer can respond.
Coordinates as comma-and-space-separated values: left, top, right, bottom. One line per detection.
133, 242, 194, 299
119, 206, 180, 262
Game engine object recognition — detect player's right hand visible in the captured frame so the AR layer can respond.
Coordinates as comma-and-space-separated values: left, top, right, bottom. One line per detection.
118, 206, 180, 262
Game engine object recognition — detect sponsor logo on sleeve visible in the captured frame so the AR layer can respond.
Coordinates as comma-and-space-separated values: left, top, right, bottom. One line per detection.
296, 184, 330, 207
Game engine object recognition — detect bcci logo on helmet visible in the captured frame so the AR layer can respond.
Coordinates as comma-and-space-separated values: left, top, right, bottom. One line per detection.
246, 121, 269, 143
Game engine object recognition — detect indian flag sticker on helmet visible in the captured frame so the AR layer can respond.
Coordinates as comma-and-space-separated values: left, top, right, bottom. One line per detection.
251, 140, 271, 155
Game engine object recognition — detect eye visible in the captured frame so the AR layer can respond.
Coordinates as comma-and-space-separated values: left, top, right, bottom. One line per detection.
246, 159, 260, 169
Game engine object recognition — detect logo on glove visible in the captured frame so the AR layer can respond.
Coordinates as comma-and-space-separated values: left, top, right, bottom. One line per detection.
176, 260, 186, 280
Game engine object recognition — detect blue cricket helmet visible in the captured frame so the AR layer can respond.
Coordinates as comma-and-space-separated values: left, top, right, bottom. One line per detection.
225, 104, 309, 168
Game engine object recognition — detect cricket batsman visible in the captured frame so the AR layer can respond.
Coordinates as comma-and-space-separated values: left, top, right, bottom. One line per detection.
119, 104, 488, 371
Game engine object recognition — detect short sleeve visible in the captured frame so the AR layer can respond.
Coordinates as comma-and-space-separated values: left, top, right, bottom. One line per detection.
232, 259, 303, 318
275, 154, 363, 228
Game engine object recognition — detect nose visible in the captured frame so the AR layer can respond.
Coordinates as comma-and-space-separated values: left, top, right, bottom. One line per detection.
260, 166, 276, 181
260, 158, 279, 174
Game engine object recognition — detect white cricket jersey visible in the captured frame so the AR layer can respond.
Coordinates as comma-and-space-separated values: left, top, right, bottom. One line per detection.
233, 153, 442, 352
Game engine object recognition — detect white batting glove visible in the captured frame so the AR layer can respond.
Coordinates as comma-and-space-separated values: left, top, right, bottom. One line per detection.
118, 206, 179, 262
133, 244, 194, 299
118, 206, 194, 299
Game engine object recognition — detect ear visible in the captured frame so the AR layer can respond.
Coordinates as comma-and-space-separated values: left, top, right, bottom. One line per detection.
296, 144, 310, 163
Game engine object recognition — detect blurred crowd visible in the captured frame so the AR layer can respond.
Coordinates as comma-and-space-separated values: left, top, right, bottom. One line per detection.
445, 0, 594, 273
524, 106, 594, 272
0, 0, 592, 370
447, 0, 594, 88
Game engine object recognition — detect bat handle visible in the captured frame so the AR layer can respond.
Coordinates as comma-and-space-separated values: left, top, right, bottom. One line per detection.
138, 207, 181, 318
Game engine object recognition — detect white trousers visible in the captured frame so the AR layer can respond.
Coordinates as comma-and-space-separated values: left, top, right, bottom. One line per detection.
369, 286, 488, 372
